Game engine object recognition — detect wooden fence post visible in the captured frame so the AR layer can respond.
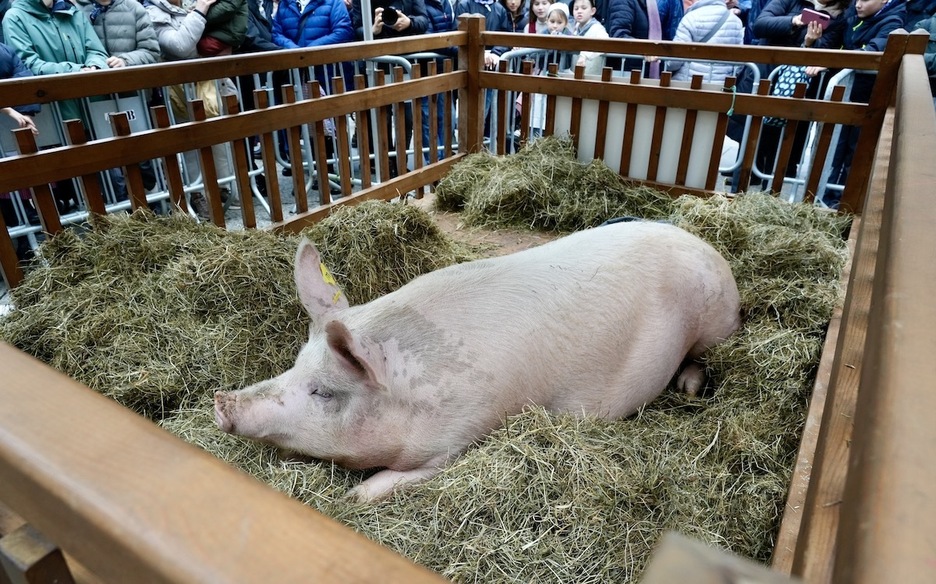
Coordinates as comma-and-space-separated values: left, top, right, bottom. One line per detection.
458, 15, 485, 154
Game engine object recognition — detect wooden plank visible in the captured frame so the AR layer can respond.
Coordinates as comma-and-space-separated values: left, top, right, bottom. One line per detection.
62, 120, 106, 217
0, 524, 76, 584
736, 79, 770, 193
442, 59, 454, 159
618, 69, 641, 178
283, 85, 308, 213
150, 107, 187, 212
518, 59, 533, 149
675, 75, 702, 185
646, 71, 671, 182
108, 112, 148, 211
354, 74, 373, 190
376, 71, 392, 182
544, 63, 558, 137
833, 52, 936, 584
496, 60, 508, 155
569, 65, 584, 151
254, 91, 283, 223
803, 85, 846, 204
642, 532, 800, 584
13, 129, 62, 236
426, 62, 439, 166
333, 77, 354, 200
459, 16, 484, 153
391, 68, 407, 178
0, 344, 446, 584
789, 108, 893, 584
771, 215, 859, 573
223, 95, 257, 229
594, 68, 613, 160
188, 99, 225, 227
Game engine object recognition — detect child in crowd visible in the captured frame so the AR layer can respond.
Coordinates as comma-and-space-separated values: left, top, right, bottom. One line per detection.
545, 2, 571, 34
572, 0, 608, 74
502, 0, 528, 31
528, 0, 552, 32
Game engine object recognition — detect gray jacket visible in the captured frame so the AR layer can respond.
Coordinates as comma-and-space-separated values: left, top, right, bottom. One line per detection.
144, 0, 206, 61
667, 0, 744, 83
73, 0, 160, 66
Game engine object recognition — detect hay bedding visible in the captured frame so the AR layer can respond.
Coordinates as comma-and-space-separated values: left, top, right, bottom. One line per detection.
0, 137, 852, 583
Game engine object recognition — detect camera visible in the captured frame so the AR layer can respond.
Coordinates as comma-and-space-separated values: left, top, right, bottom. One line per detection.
382, 6, 399, 25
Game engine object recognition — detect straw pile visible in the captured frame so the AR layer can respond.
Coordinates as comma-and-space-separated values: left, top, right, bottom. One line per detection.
0, 144, 852, 582
435, 137, 674, 230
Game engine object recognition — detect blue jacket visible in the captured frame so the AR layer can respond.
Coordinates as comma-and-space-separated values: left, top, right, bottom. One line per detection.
426, 0, 456, 32
0, 42, 40, 115
272, 0, 355, 48
752, 0, 846, 47
607, 0, 683, 41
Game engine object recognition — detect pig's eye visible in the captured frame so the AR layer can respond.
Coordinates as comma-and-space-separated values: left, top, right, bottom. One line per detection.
308, 382, 333, 400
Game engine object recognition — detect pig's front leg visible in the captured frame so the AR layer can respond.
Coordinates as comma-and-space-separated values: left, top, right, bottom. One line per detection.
347, 466, 444, 502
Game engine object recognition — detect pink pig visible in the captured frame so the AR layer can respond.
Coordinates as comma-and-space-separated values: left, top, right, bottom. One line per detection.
214, 220, 741, 501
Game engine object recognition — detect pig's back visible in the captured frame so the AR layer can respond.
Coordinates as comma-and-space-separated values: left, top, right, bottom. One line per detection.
362, 221, 739, 421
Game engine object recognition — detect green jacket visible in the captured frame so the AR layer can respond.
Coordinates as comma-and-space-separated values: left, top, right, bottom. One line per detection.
204, 0, 248, 49
1, 0, 109, 122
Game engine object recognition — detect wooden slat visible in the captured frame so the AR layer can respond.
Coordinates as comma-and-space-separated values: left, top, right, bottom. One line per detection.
376, 71, 392, 182
426, 62, 439, 166
353, 74, 373, 190
673, 75, 702, 185
496, 60, 508, 155
0, 524, 76, 584
458, 16, 484, 153
769, 81, 808, 195
544, 63, 558, 137
62, 120, 106, 216
704, 106, 730, 192
13, 129, 62, 235
736, 79, 770, 193
803, 85, 846, 204
391, 68, 407, 178
833, 51, 936, 584
253, 91, 283, 222
594, 68, 613, 160
283, 84, 308, 213
618, 69, 641, 178
149, 106, 187, 212
442, 59, 454, 159
790, 109, 892, 584
410, 67, 424, 181
333, 77, 354, 200
646, 71, 671, 182
518, 59, 533, 149
569, 65, 585, 151
0, 207, 23, 291
0, 344, 446, 584
188, 99, 225, 227
108, 112, 148, 211
223, 95, 257, 229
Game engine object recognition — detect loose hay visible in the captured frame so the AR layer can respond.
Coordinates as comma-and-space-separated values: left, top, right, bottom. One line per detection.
1, 155, 852, 582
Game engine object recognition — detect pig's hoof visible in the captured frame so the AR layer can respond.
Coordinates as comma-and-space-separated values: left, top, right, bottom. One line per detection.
677, 362, 705, 397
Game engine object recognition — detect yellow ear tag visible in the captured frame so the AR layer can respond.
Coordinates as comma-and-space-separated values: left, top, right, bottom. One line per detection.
319, 263, 342, 304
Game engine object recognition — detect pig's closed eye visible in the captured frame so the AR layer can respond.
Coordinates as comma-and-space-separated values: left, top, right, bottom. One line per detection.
308, 382, 333, 399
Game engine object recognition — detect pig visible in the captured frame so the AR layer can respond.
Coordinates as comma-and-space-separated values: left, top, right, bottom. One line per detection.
214, 220, 741, 502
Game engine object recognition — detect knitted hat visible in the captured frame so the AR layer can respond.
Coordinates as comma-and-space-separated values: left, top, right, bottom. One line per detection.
548, 2, 570, 17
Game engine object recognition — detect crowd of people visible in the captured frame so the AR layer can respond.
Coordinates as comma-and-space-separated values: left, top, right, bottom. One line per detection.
1, 0, 934, 220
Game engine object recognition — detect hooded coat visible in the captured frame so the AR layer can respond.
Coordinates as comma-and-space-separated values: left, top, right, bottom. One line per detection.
2, 0, 108, 121
73, 0, 160, 66
144, 0, 207, 60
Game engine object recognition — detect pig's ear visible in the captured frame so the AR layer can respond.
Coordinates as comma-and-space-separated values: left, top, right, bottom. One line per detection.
325, 320, 387, 391
295, 238, 349, 322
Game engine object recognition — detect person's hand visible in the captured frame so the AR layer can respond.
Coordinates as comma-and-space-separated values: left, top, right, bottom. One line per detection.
79, 65, 100, 71
644, 55, 659, 63
803, 20, 823, 47
792, 13, 804, 27
805, 65, 827, 77
484, 50, 500, 70
391, 12, 411, 31
106, 56, 127, 68
194, 0, 218, 15
576, 55, 586, 68
373, 6, 385, 34
2, 108, 38, 135
342, 0, 351, 7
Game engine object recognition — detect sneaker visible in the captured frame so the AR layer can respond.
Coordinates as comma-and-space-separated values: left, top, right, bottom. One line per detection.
189, 192, 210, 220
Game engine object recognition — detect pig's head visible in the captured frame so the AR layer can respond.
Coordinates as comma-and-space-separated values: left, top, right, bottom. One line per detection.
214, 239, 398, 470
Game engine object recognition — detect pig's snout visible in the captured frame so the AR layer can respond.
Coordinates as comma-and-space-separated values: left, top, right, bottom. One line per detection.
214, 391, 236, 433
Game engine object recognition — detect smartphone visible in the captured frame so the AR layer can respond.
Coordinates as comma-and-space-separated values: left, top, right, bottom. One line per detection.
801, 8, 831, 29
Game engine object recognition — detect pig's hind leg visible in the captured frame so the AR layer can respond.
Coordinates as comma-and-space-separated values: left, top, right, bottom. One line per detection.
346, 466, 444, 503
676, 361, 705, 397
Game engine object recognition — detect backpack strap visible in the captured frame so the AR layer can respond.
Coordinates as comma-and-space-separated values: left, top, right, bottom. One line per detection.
698, 9, 731, 44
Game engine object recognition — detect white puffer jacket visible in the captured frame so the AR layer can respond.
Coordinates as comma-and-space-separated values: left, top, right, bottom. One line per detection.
667, 0, 743, 84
